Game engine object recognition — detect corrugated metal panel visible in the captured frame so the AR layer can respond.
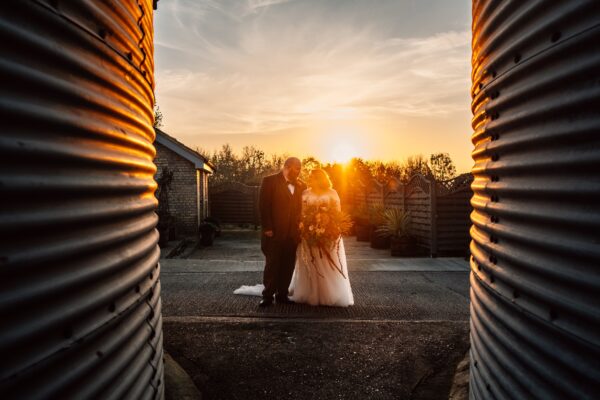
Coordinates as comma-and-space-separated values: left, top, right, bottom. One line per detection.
0, 0, 163, 399
470, 1, 600, 399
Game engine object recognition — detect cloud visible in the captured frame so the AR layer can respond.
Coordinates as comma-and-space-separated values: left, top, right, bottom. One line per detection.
246, 0, 294, 12
153, 0, 473, 170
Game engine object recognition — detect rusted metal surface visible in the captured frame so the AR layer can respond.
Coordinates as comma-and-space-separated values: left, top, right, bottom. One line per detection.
0, 1, 163, 398
470, 0, 600, 398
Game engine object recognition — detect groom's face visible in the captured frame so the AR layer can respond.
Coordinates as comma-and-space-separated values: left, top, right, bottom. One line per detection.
285, 164, 301, 182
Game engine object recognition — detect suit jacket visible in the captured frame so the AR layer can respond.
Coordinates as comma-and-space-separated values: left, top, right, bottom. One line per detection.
259, 171, 306, 244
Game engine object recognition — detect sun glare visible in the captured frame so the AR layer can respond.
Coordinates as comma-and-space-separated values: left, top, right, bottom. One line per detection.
330, 143, 356, 163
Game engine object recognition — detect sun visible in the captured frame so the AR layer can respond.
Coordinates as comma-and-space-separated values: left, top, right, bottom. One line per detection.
330, 143, 356, 163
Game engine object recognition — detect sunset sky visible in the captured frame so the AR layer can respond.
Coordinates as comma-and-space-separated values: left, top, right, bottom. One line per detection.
154, 0, 473, 172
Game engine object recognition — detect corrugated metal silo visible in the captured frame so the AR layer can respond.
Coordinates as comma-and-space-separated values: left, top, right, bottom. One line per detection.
0, 0, 163, 398
470, 1, 600, 399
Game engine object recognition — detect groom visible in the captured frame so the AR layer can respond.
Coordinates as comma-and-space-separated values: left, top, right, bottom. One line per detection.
258, 157, 306, 307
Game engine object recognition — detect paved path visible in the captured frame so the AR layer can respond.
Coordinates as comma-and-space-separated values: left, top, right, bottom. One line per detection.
160, 230, 471, 400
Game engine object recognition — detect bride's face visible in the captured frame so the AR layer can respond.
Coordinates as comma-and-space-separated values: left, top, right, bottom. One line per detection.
308, 173, 319, 189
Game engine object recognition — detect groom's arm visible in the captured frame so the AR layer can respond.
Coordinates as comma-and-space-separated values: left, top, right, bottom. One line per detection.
259, 176, 274, 234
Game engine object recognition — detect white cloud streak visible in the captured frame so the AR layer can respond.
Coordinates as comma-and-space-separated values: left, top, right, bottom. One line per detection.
153, 0, 472, 168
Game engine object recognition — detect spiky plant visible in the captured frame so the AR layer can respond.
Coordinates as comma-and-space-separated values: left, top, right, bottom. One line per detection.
376, 208, 411, 238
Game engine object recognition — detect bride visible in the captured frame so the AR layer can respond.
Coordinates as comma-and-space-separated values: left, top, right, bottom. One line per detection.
288, 169, 354, 307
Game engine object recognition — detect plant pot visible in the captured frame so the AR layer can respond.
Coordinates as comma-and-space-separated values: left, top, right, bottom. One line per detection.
200, 231, 215, 246
355, 223, 371, 242
390, 236, 417, 257
370, 226, 390, 249
199, 223, 217, 246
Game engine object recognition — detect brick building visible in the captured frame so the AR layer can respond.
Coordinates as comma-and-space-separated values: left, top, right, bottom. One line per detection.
154, 128, 215, 236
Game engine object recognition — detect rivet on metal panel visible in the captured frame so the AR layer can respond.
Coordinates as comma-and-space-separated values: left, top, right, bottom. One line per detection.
551, 31, 562, 43
513, 53, 521, 63
63, 328, 74, 339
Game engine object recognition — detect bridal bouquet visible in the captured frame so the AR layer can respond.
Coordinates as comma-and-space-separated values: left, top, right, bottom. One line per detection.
299, 199, 353, 278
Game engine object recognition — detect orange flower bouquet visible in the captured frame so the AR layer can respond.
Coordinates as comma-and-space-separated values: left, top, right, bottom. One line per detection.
299, 198, 353, 278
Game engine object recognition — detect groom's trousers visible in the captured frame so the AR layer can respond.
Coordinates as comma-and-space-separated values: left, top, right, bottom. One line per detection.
261, 236, 298, 300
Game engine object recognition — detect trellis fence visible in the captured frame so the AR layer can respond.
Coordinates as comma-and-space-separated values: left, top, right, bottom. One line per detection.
352, 173, 474, 257
208, 174, 473, 256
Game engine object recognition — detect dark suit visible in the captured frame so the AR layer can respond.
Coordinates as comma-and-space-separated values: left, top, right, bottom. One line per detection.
259, 171, 306, 300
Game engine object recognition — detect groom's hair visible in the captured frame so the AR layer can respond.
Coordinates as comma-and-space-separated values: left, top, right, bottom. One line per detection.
284, 157, 301, 168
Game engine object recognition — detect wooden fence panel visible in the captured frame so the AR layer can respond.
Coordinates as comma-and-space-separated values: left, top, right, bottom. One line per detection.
384, 178, 404, 210
365, 180, 384, 208
404, 174, 434, 254
434, 173, 473, 256
210, 182, 259, 227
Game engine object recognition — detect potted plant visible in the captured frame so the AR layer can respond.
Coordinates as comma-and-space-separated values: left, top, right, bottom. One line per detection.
155, 168, 174, 247
202, 216, 221, 237
351, 204, 371, 242
199, 221, 218, 246
376, 208, 416, 256
369, 205, 390, 249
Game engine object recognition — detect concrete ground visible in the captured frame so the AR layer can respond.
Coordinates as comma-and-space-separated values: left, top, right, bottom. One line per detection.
161, 230, 470, 400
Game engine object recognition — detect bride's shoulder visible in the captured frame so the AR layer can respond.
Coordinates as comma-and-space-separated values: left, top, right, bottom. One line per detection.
327, 188, 340, 197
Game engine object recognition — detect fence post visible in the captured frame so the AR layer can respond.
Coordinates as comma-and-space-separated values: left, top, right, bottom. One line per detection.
430, 179, 437, 258
254, 185, 260, 230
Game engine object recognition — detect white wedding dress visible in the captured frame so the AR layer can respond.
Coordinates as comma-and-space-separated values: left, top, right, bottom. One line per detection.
288, 188, 354, 307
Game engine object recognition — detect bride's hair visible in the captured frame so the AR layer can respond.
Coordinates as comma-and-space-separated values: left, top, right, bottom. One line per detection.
308, 169, 332, 191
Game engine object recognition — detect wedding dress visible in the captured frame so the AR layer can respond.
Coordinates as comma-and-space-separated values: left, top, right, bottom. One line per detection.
288, 188, 354, 307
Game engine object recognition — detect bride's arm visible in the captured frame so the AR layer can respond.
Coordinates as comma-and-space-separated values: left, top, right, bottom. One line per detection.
331, 190, 342, 211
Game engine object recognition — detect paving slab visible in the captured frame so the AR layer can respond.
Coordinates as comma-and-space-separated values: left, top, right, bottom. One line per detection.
160, 257, 468, 273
